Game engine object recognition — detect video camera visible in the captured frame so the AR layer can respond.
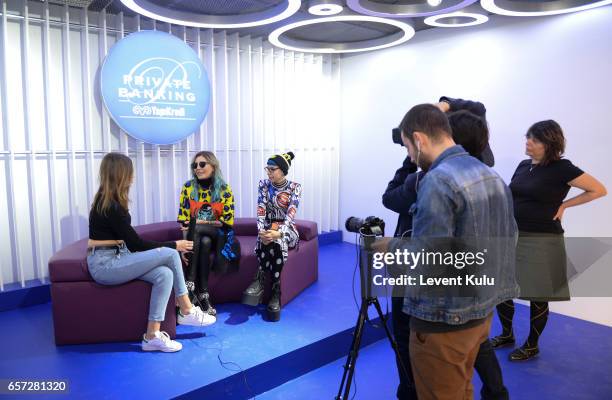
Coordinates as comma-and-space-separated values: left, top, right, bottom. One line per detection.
345, 216, 385, 237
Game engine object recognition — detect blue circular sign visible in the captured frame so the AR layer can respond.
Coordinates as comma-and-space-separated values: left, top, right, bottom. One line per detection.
100, 30, 210, 145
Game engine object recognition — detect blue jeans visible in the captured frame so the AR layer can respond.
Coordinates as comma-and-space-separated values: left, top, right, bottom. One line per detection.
87, 244, 188, 322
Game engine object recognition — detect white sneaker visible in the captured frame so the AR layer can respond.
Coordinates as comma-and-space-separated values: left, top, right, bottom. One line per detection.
178, 305, 216, 327
141, 331, 182, 352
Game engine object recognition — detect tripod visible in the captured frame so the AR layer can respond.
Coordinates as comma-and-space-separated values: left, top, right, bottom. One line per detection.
335, 234, 409, 400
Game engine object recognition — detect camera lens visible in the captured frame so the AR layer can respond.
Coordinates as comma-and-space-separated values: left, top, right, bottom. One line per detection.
345, 217, 364, 233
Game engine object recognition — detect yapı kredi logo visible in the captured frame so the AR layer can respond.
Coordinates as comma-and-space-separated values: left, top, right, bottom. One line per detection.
100, 30, 210, 145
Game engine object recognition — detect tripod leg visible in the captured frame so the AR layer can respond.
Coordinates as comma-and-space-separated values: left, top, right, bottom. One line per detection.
371, 298, 411, 386
336, 300, 369, 400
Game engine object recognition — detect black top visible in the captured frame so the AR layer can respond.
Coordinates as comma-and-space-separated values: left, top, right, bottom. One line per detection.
197, 177, 212, 189
382, 156, 419, 237
89, 201, 176, 252
510, 159, 584, 233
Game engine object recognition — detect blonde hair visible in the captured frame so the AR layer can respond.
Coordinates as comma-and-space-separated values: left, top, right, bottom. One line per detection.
93, 152, 134, 215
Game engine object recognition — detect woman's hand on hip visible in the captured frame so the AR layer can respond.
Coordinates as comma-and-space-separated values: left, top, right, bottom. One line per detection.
175, 240, 193, 252
553, 204, 566, 221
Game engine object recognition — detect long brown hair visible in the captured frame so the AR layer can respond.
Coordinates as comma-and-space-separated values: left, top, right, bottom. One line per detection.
92, 152, 134, 215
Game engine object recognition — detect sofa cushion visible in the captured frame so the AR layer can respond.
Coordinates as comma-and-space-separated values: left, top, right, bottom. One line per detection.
48, 223, 181, 283
233, 218, 318, 241
136, 221, 182, 242
48, 239, 89, 283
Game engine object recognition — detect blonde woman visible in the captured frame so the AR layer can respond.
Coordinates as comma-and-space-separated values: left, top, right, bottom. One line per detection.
87, 153, 215, 353
177, 151, 235, 316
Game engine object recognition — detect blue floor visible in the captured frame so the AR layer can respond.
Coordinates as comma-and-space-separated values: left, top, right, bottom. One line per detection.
1, 241, 611, 399
0, 242, 386, 399
261, 302, 612, 400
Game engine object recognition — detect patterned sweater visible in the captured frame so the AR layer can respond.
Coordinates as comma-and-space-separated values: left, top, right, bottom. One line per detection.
177, 179, 234, 227
256, 179, 302, 249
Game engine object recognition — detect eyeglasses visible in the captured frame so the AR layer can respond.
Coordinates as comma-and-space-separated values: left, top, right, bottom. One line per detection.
264, 166, 280, 173
191, 161, 207, 169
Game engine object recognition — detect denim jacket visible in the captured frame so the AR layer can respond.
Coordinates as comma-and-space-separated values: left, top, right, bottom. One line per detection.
391, 145, 519, 325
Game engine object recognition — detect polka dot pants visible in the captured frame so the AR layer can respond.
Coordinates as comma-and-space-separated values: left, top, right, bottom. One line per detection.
256, 242, 284, 283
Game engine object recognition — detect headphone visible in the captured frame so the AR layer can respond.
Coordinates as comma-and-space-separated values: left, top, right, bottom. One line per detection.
414, 138, 422, 193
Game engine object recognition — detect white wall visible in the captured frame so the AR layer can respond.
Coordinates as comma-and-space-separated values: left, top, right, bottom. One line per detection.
0, 0, 341, 289
339, 6, 612, 326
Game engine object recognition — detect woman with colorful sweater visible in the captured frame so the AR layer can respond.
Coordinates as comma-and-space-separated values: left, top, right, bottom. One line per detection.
177, 151, 235, 316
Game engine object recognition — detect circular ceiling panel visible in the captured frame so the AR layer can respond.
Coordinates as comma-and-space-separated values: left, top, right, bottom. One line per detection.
308, 0, 344, 16
480, 0, 612, 16
424, 12, 489, 27
120, 0, 301, 28
268, 15, 416, 53
346, 0, 479, 18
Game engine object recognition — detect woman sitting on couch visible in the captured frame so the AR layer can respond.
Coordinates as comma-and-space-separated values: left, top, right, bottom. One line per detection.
87, 152, 215, 353
177, 151, 236, 316
242, 152, 302, 321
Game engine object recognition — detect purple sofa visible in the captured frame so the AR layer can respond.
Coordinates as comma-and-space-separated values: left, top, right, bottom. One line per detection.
49, 218, 318, 345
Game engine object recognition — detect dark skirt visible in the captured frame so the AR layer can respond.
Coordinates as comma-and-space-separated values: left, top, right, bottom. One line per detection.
516, 231, 570, 302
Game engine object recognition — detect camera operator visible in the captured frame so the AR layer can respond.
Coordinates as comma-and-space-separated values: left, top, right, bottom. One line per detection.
384, 97, 508, 400
383, 103, 515, 399
437, 96, 494, 167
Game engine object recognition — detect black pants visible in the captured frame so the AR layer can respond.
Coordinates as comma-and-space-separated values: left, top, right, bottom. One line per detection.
255, 242, 284, 283
475, 338, 509, 400
392, 298, 509, 400
392, 297, 418, 400
186, 225, 221, 292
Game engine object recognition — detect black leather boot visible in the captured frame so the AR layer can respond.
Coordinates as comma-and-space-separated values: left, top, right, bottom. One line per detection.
242, 270, 265, 306
267, 282, 281, 322
197, 291, 217, 316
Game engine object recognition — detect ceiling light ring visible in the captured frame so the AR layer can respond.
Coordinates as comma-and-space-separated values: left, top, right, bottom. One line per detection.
268, 15, 416, 54
480, 0, 612, 16
346, 0, 480, 18
308, 0, 344, 16
120, 0, 301, 29
424, 12, 489, 28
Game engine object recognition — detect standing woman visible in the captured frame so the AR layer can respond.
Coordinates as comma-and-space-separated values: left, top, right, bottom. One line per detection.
87, 153, 215, 353
242, 152, 302, 321
177, 151, 235, 316
491, 120, 606, 361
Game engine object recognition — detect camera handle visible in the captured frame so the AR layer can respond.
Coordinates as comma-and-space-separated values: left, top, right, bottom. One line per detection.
335, 234, 410, 400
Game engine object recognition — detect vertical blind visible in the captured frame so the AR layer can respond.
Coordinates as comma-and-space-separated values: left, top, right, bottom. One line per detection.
0, 0, 341, 290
